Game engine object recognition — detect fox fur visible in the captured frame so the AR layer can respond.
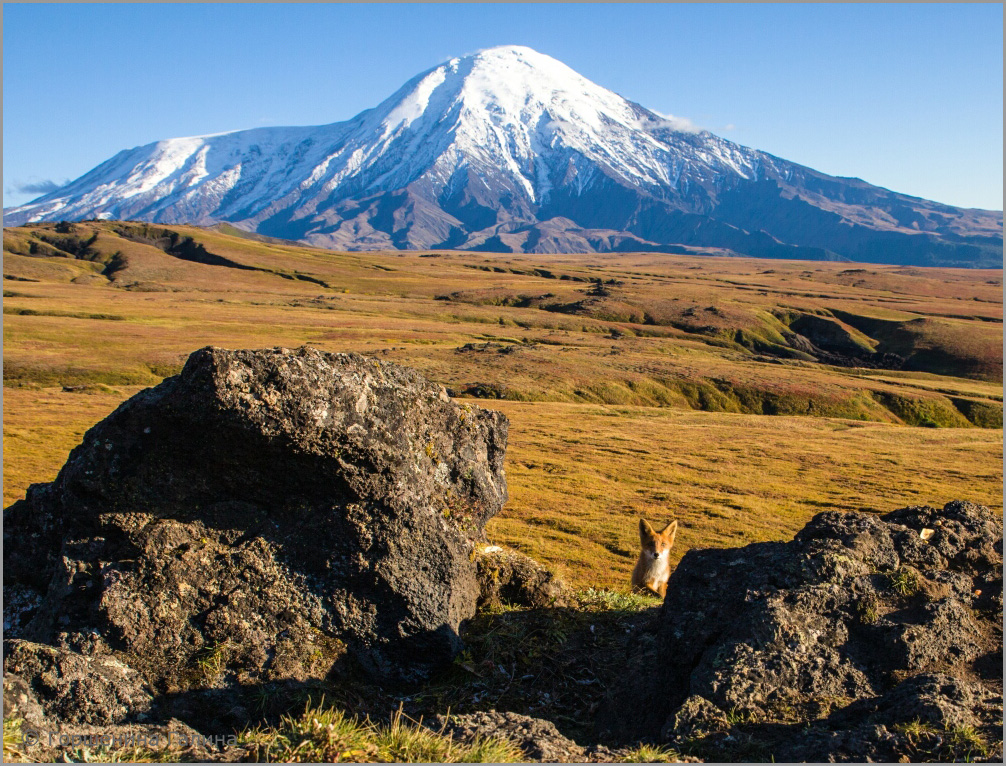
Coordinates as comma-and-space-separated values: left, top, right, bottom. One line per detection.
631, 518, 678, 597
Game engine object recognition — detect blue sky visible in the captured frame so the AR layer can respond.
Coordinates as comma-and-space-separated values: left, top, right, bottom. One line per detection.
3, 3, 1002, 210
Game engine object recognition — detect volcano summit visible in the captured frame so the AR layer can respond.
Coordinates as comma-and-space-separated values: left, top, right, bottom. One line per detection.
4, 46, 1001, 266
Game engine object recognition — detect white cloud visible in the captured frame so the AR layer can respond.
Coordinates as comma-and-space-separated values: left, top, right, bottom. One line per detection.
8, 178, 65, 196
647, 110, 702, 134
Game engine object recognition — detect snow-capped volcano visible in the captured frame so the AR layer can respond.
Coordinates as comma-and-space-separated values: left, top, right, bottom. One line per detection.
4, 46, 1001, 265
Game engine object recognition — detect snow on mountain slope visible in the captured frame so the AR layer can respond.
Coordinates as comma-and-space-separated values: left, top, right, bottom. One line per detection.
4, 46, 1002, 266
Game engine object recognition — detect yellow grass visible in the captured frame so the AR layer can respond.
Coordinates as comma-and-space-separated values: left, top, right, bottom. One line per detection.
487, 402, 1002, 588
3, 387, 134, 506
4, 221, 1002, 590
4, 387, 1000, 590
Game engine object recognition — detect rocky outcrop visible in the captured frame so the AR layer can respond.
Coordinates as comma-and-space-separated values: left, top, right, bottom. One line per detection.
3, 346, 509, 725
600, 500, 1003, 762
475, 546, 572, 609
432, 710, 703, 763
434, 710, 589, 762
2, 671, 47, 729
3, 640, 153, 726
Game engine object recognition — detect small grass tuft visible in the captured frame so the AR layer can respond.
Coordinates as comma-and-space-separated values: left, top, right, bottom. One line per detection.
945, 724, 990, 760
724, 706, 758, 726
3, 719, 28, 763
620, 743, 682, 762
888, 567, 921, 597
892, 718, 935, 737
239, 701, 522, 763
195, 640, 232, 683
855, 593, 880, 624
892, 718, 995, 761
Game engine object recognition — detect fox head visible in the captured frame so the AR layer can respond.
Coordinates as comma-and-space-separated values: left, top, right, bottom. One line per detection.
638, 518, 678, 560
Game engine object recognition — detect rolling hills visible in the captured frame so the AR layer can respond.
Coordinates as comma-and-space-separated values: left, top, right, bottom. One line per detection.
3, 221, 1002, 587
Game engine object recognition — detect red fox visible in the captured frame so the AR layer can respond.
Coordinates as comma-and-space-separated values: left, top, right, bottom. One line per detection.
631, 518, 678, 597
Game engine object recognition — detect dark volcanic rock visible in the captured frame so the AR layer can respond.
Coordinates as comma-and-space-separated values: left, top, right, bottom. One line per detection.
434, 710, 588, 762
601, 500, 1003, 762
434, 710, 705, 763
2, 671, 47, 728
475, 545, 572, 609
3, 346, 509, 713
871, 672, 983, 729
667, 695, 731, 741
3, 639, 154, 725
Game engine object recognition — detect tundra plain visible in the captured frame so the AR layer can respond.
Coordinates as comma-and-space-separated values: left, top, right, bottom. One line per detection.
3, 221, 1002, 590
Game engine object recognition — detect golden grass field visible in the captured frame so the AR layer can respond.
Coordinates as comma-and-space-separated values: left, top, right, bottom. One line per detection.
4, 221, 1002, 589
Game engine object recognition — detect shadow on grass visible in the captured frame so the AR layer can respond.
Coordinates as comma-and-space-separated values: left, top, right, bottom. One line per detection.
142, 592, 663, 749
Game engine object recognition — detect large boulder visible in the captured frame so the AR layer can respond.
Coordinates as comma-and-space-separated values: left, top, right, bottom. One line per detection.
600, 500, 1003, 762
3, 346, 509, 711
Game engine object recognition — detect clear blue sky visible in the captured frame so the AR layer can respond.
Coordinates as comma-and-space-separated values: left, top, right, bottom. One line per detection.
3, 3, 1002, 210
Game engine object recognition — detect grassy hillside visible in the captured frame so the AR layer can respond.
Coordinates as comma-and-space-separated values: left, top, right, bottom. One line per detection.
4, 221, 1002, 589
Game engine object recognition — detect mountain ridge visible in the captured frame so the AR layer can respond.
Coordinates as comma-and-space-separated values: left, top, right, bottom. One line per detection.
4, 45, 1002, 266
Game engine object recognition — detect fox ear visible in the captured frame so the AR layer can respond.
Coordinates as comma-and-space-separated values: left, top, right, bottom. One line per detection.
639, 518, 654, 539
660, 520, 678, 544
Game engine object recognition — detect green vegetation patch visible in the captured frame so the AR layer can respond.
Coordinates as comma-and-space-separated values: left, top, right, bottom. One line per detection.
3, 362, 162, 389
240, 704, 522, 763
892, 719, 993, 762
872, 391, 973, 428
887, 566, 921, 597
949, 396, 1004, 428
3, 306, 126, 321
618, 743, 684, 762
